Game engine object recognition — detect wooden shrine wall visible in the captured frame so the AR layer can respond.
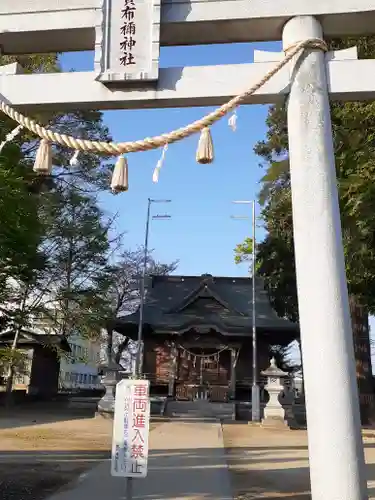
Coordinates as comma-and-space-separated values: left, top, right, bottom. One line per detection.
235, 341, 270, 385
143, 336, 272, 387
143, 339, 170, 384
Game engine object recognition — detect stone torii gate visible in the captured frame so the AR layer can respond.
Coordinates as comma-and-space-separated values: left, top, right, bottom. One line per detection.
1, 1, 374, 499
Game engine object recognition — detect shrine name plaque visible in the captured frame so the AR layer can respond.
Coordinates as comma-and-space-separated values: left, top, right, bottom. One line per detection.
96, 0, 160, 83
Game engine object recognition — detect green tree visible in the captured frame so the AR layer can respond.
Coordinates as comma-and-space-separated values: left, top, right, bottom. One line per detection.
0, 348, 29, 381
235, 37, 375, 424
1, 54, 114, 192
37, 188, 117, 339
1, 187, 119, 403
234, 237, 253, 265
0, 55, 56, 280
0, 52, 117, 403
0, 50, 115, 303
0, 148, 43, 297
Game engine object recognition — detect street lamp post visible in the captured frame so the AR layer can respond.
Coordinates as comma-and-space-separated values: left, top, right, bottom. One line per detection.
135, 198, 171, 377
98, 198, 171, 416
231, 200, 260, 422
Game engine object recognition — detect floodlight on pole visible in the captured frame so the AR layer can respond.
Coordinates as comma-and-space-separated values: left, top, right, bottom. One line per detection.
135, 198, 172, 376
231, 199, 260, 422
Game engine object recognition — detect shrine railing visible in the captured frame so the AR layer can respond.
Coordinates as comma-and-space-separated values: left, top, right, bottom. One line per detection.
175, 383, 229, 402
140, 372, 299, 393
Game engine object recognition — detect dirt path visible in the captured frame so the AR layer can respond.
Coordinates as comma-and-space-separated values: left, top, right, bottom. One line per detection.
222, 424, 375, 500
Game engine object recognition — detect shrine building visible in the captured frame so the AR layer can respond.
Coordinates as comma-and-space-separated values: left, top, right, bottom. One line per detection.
113, 273, 299, 403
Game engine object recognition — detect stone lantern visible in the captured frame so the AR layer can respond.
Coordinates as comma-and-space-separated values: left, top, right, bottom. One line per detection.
261, 357, 289, 428
97, 359, 123, 417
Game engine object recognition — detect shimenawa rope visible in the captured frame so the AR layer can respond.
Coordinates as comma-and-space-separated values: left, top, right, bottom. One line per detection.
0, 38, 327, 156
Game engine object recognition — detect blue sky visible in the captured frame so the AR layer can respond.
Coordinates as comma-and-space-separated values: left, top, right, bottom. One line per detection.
60, 41, 282, 277
61, 41, 375, 364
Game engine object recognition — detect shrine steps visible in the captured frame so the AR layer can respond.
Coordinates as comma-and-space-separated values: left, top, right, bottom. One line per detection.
165, 400, 235, 421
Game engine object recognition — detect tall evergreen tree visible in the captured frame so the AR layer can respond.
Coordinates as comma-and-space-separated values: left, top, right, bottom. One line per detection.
38, 188, 115, 339
0, 52, 115, 400
235, 37, 375, 424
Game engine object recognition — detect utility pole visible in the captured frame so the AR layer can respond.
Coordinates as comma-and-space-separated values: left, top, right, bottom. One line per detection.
231, 200, 260, 422
127, 198, 171, 500
135, 198, 171, 376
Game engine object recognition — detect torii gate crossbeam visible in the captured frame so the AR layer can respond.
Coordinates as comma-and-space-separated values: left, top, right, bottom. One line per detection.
1, 0, 375, 52
0, 1, 373, 499
2, 55, 375, 111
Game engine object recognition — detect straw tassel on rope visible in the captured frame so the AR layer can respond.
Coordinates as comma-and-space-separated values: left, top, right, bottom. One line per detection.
196, 127, 214, 164
111, 155, 129, 194
33, 139, 53, 175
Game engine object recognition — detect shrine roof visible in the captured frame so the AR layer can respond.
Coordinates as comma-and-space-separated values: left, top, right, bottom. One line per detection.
0, 329, 71, 352
113, 274, 299, 339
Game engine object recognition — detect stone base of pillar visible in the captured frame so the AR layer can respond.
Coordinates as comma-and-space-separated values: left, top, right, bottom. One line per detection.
261, 416, 290, 429
95, 410, 114, 420
251, 385, 261, 422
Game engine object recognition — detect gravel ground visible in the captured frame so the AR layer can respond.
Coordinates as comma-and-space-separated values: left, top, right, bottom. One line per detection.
0, 413, 157, 500
6, 414, 375, 500
0, 462, 97, 500
222, 424, 375, 500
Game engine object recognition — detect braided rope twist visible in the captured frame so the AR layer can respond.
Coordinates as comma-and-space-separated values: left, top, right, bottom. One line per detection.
0, 38, 327, 156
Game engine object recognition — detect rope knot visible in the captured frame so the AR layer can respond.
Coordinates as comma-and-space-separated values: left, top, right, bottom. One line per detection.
284, 38, 328, 56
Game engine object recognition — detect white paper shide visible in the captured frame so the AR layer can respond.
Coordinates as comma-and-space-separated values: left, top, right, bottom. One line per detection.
111, 379, 150, 478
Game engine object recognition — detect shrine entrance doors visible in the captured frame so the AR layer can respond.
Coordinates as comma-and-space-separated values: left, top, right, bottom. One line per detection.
175, 346, 230, 402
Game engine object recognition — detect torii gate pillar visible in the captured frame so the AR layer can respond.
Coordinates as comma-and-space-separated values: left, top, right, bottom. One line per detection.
283, 16, 367, 500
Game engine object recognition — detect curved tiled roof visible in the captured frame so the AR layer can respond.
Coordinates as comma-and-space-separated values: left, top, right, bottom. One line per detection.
114, 274, 299, 340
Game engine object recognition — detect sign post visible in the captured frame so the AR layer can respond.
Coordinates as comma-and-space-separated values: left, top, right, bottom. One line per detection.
111, 379, 151, 498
